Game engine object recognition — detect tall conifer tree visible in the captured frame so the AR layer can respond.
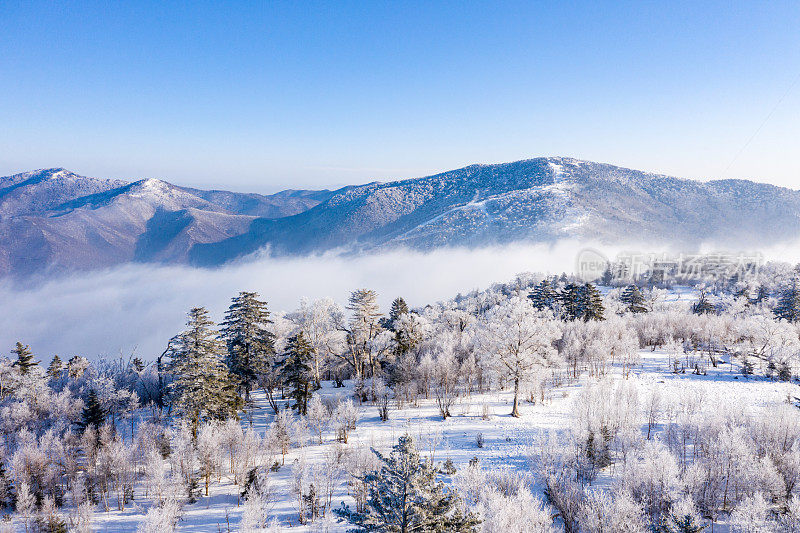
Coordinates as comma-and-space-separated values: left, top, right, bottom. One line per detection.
621, 285, 648, 314
220, 291, 276, 402
168, 307, 241, 437
79, 389, 106, 432
46, 355, 63, 380
775, 280, 800, 322
278, 332, 314, 415
11, 342, 38, 375
529, 278, 556, 311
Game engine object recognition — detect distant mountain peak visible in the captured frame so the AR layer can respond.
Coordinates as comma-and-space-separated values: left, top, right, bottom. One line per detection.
2, 158, 799, 278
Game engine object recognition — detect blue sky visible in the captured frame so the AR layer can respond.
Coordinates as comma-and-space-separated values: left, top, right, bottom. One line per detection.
1, 1, 798, 192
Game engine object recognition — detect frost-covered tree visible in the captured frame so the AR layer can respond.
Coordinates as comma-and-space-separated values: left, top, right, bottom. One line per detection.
16, 479, 36, 533
621, 285, 648, 314
307, 395, 329, 444
219, 291, 276, 403
290, 297, 346, 386
333, 398, 358, 444
278, 332, 315, 415
196, 422, 223, 496
341, 289, 385, 379
167, 307, 240, 437
692, 290, 716, 315
336, 435, 480, 532
135, 498, 181, 533
11, 342, 38, 375
240, 472, 274, 532
662, 496, 707, 533
620, 440, 682, 522
430, 344, 459, 419
729, 492, 775, 533
579, 489, 647, 533
392, 312, 430, 359
775, 281, 800, 322
477, 298, 561, 417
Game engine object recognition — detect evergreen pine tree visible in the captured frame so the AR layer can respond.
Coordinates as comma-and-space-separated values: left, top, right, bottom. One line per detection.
219, 292, 276, 402
600, 265, 614, 286
390, 297, 409, 322
382, 297, 410, 331
620, 285, 648, 314
580, 283, 605, 321
278, 332, 314, 415
692, 290, 716, 315
775, 281, 800, 322
387, 297, 409, 330
79, 389, 106, 432
754, 284, 770, 304
528, 279, 556, 311
559, 283, 582, 320
168, 307, 241, 438
335, 435, 480, 533
46, 355, 63, 380
11, 342, 38, 375
0, 462, 13, 509
131, 357, 145, 373
733, 285, 750, 302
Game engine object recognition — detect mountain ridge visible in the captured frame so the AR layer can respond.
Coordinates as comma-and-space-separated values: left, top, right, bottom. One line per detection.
2, 158, 799, 278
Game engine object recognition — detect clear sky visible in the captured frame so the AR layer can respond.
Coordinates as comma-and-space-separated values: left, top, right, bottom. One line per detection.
1, 0, 799, 193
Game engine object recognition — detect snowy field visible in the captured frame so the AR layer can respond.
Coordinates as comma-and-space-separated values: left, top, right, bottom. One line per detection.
87, 347, 799, 532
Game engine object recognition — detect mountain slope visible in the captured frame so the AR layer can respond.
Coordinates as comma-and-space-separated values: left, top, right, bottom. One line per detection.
190, 157, 800, 266
0, 169, 335, 276
3, 158, 800, 277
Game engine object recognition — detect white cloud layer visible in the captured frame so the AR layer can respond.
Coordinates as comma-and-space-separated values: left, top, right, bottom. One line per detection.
0, 243, 588, 360
1, 240, 798, 362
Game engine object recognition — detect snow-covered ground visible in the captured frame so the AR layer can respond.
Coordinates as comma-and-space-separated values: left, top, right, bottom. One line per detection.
88, 346, 800, 532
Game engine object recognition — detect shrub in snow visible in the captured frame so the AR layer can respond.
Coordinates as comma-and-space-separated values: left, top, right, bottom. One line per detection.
579, 489, 647, 533
333, 399, 358, 444
240, 478, 274, 532
478, 487, 556, 533
619, 440, 683, 523
660, 496, 706, 533
136, 498, 181, 533
730, 492, 775, 533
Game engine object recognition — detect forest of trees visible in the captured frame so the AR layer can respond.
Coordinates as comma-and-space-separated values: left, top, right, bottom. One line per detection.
1, 261, 800, 531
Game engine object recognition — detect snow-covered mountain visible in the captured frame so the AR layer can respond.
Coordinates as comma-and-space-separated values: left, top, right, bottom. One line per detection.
0, 168, 336, 276
190, 157, 800, 265
3, 158, 800, 277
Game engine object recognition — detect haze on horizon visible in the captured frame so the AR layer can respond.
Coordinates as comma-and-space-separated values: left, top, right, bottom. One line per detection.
1, 1, 799, 193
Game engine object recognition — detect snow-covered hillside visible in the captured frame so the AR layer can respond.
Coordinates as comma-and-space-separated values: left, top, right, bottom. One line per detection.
191, 157, 800, 266
4, 158, 800, 277
0, 169, 336, 276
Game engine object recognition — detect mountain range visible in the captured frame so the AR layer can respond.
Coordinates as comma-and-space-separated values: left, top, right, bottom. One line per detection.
2, 158, 799, 277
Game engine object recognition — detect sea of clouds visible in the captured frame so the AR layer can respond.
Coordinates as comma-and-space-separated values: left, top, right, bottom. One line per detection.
2, 239, 798, 361
0, 243, 591, 360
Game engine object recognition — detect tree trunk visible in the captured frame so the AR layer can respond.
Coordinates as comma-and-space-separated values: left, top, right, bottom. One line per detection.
511, 377, 521, 417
